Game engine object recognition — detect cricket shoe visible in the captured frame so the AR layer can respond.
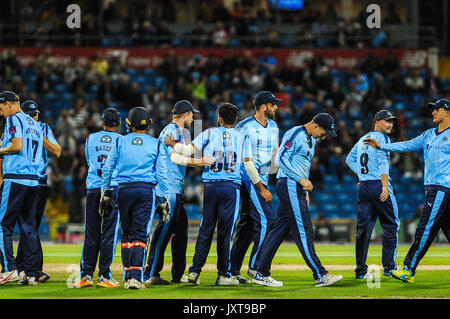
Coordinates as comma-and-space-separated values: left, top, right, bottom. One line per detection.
144, 276, 170, 286
0, 270, 20, 285
126, 278, 146, 290
18, 275, 39, 286
232, 274, 250, 284
315, 273, 343, 287
390, 266, 414, 283
38, 271, 51, 283
72, 275, 94, 288
252, 273, 283, 287
247, 268, 257, 278
216, 275, 239, 286
170, 275, 188, 284
355, 272, 375, 279
188, 272, 200, 285
97, 275, 120, 288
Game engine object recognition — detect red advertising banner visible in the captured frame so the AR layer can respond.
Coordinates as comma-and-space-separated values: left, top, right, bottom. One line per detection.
0, 47, 429, 70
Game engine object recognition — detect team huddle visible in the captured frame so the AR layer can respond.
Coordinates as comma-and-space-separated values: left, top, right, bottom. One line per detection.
0, 88, 448, 289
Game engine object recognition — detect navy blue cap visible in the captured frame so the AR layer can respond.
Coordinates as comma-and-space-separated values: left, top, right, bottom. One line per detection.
0, 91, 19, 103
313, 113, 337, 137
374, 110, 397, 122
21, 100, 40, 115
172, 100, 200, 115
253, 91, 283, 107
429, 99, 450, 111
102, 107, 121, 127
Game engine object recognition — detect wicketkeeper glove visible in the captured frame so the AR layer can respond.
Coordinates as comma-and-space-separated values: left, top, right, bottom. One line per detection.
158, 196, 170, 223
99, 189, 117, 218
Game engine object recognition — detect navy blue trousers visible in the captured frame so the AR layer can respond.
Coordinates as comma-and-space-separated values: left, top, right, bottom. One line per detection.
229, 180, 275, 275
404, 187, 450, 275
189, 181, 240, 277
119, 182, 156, 282
80, 187, 120, 279
0, 181, 40, 277
355, 181, 400, 276
256, 178, 328, 280
144, 193, 188, 282
16, 184, 48, 274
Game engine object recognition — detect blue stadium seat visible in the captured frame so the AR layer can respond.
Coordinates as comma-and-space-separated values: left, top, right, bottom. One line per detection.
321, 203, 338, 215
324, 175, 338, 183
127, 68, 139, 78
55, 84, 67, 94
342, 174, 356, 184
335, 193, 351, 203
314, 192, 332, 203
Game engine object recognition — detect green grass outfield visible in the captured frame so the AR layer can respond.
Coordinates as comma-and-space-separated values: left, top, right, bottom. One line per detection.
1, 243, 449, 299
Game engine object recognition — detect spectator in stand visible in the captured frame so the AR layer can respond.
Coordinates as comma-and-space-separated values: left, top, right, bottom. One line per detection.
311, 13, 330, 47
258, 48, 278, 75
388, 69, 406, 96
360, 53, 382, 79
35, 66, 52, 95
127, 82, 144, 109
238, 100, 254, 120
190, 20, 209, 47
382, 51, 401, 77
213, 0, 231, 23
211, 21, 229, 48
349, 69, 370, 96
316, 65, 333, 92
97, 75, 114, 107
196, 1, 213, 23
114, 74, 133, 109
405, 69, 426, 95
264, 27, 280, 47
325, 81, 347, 113
140, 20, 157, 46
156, 20, 174, 47
332, 20, 349, 48
291, 85, 308, 111
70, 98, 89, 130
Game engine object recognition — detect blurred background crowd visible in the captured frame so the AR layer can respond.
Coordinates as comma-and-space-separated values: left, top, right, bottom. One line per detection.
0, 0, 449, 242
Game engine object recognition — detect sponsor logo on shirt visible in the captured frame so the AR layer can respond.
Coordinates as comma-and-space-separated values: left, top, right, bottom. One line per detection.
284, 141, 293, 149
101, 135, 112, 143
132, 137, 143, 146
9, 126, 16, 134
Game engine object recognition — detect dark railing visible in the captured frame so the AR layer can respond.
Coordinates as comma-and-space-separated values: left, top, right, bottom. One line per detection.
0, 25, 439, 49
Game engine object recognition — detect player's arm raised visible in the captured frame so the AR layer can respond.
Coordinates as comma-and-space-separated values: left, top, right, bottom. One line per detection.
165, 129, 213, 166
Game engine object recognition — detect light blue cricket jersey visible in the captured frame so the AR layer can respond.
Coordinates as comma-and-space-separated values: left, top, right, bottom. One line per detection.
156, 122, 186, 195
38, 122, 59, 182
379, 127, 450, 191
236, 116, 279, 186
2, 112, 43, 187
85, 130, 121, 189
346, 131, 391, 182
101, 133, 170, 194
192, 126, 252, 185
276, 126, 315, 181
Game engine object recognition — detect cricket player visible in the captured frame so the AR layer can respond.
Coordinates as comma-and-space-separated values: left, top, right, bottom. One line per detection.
144, 100, 213, 285
166, 102, 271, 286
0, 91, 43, 286
364, 99, 450, 283
252, 113, 343, 287
346, 110, 400, 279
16, 100, 61, 284
102, 106, 171, 289
73, 108, 122, 288
229, 91, 280, 283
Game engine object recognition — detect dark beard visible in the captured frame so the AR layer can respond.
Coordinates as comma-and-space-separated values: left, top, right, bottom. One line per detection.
265, 109, 275, 119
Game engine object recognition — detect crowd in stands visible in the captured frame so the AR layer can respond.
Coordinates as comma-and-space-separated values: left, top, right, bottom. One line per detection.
1, 46, 449, 223
2, 0, 410, 49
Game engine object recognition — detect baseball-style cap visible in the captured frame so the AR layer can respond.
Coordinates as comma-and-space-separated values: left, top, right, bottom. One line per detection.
21, 100, 40, 115
374, 110, 398, 122
253, 91, 283, 107
102, 107, 121, 127
0, 91, 20, 103
313, 113, 337, 137
429, 99, 450, 111
172, 100, 200, 115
